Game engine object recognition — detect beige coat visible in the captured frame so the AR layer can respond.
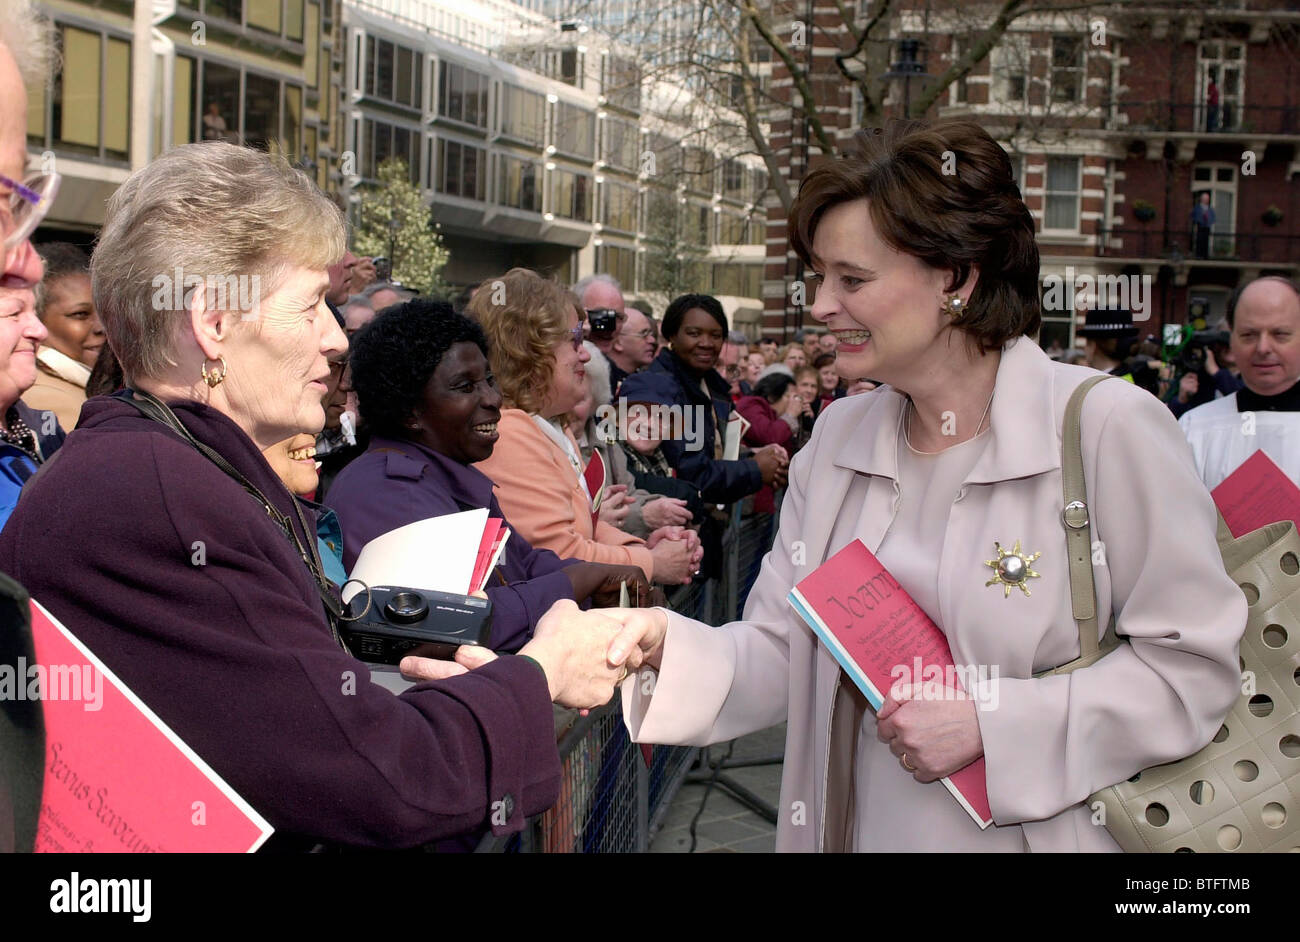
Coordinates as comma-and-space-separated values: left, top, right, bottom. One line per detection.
622, 337, 1245, 852
25, 347, 88, 432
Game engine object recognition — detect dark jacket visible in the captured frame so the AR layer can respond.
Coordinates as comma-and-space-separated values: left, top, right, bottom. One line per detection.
0, 394, 559, 850
645, 348, 761, 505
0, 400, 65, 531
326, 436, 579, 653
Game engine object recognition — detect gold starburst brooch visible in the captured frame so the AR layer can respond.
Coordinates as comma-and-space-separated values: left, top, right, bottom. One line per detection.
984, 539, 1042, 598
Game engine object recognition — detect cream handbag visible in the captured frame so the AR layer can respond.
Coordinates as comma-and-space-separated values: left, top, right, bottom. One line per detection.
1045, 375, 1300, 852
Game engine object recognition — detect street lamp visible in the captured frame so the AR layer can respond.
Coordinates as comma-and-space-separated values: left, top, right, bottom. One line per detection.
883, 39, 927, 119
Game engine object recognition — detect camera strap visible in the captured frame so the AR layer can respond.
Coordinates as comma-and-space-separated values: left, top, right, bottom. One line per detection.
120, 390, 349, 651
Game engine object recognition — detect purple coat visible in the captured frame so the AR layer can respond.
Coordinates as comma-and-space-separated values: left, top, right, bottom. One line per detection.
0, 395, 560, 849
326, 437, 578, 653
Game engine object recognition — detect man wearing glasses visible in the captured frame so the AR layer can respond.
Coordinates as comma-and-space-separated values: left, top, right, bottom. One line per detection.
604, 306, 657, 399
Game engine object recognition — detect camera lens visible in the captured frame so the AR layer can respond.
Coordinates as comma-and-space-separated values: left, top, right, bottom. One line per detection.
384, 591, 429, 625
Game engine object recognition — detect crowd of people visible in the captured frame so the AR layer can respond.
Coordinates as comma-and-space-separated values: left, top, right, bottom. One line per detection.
2, 0, 1294, 853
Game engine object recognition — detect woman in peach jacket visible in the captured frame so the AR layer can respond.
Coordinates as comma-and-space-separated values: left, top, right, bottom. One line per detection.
469, 269, 701, 588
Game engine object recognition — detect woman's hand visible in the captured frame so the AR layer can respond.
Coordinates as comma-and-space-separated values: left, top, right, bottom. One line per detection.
597, 484, 631, 529
399, 642, 497, 683
603, 607, 670, 673
641, 496, 693, 529
564, 561, 649, 607
753, 444, 789, 487
1177, 371, 1199, 403
876, 684, 984, 783
518, 599, 643, 709
648, 533, 695, 584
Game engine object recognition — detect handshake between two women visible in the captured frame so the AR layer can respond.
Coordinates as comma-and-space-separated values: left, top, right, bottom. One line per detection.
400, 600, 668, 711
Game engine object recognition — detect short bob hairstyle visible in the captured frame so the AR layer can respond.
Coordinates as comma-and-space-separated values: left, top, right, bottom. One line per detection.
789, 119, 1040, 350
662, 293, 727, 339
466, 267, 582, 414
92, 142, 345, 383
349, 299, 489, 440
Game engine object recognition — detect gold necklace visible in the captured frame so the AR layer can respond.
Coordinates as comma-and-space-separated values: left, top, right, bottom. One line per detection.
903, 387, 995, 455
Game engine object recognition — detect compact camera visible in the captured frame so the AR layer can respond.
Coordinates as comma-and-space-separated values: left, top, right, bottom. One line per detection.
586, 307, 620, 338
341, 586, 492, 665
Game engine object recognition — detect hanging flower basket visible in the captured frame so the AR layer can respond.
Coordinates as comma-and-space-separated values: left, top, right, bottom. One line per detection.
1132, 200, 1157, 223
1262, 205, 1284, 227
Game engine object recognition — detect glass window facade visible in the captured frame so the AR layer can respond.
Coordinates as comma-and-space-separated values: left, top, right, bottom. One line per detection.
602, 115, 638, 172
553, 101, 594, 159
598, 244, 636, 290
1044, 156, 1080, 230
550, 168, 591, 221
602, 181, 638, 233
497, 154, 542, 212
439, 61, 489, 128
499, 85, 544, 147
363, 118, 420, 183
437, 138, 486, 200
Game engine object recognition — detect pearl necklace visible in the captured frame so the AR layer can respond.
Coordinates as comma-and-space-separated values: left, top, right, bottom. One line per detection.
903, 387, 995, 455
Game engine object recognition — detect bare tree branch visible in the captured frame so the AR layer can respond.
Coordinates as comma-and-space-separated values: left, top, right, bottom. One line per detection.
736, 0, 837, 154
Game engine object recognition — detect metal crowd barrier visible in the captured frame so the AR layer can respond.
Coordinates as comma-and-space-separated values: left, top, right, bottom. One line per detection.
473, 501, 781, 853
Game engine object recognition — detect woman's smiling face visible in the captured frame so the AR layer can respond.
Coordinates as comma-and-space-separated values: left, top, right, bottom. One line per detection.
807, 198, 955, 390
40, 273, 105, 367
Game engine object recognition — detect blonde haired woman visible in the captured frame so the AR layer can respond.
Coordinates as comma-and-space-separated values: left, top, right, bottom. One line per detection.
468, 268, 700, 585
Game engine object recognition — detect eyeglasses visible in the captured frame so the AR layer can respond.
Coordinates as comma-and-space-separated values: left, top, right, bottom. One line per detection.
622, 328, 655, 341
2, 171, 62, 251
567, 324, 585, 351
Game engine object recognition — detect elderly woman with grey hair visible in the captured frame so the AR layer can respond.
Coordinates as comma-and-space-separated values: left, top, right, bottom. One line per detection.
0, 142, 641, 851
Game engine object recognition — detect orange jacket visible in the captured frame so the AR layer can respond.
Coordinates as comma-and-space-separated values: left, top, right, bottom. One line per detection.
475, 409, 654, 579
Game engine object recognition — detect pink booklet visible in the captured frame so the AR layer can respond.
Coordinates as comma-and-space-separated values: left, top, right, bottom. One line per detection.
28, 600, 273, 852
1211, 449, 1300, 538
788, 540, 994, 829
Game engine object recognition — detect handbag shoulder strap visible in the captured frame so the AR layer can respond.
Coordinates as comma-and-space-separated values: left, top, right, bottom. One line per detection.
1049, 374, 1121, 675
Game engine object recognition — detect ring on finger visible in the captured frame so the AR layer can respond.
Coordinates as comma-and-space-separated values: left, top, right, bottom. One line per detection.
901, 753, 917, 773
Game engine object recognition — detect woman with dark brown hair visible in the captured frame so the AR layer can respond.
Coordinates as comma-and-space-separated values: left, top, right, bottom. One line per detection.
556, 119, 1246, 852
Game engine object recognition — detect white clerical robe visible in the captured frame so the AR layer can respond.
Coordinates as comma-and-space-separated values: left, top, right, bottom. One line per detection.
1178, 392, 1300, 489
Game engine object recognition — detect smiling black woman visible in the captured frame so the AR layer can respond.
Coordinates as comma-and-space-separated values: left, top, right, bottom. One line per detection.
326, 298, 657, 658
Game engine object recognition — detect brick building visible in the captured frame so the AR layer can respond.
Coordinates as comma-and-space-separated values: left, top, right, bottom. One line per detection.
760, 0, 1300, 351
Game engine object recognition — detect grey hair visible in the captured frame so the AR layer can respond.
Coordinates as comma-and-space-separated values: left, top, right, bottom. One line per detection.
758, 363, 794, 381
92, 142, 345, 382
726, 330, 748, 345
361, 281, 416, 304
0, 0, 57, 87
582, 341, 613, 411
342, 293, 374, 313
573, 273, 622, 301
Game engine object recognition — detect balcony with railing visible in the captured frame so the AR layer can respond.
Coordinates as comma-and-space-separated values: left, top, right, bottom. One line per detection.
1096, 226, 1300, 264
1106, 101, 1300, 137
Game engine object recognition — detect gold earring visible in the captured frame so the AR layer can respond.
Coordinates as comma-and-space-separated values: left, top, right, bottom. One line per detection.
943, 295, 965, 318
201, 355, 228, 388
